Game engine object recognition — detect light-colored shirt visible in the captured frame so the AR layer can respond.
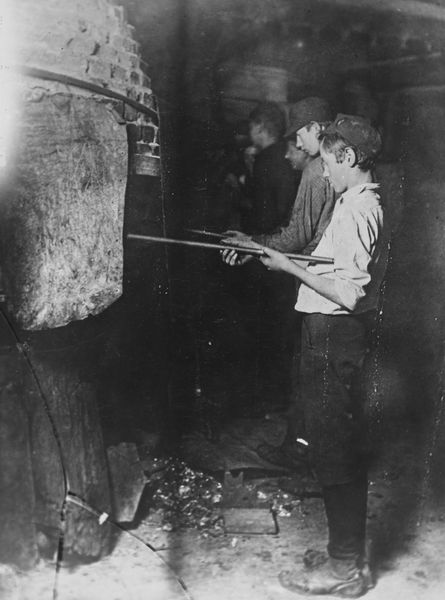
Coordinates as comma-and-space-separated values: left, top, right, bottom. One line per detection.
295, 182, 389, 315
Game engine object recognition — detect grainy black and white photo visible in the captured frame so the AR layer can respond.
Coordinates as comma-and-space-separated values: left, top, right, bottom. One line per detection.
1, 1, 445, 598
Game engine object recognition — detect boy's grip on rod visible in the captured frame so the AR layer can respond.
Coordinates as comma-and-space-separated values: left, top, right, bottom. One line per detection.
126, 233, 334, 265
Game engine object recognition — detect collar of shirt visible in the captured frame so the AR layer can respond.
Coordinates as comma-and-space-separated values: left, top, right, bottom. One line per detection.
339, 182, 380, 204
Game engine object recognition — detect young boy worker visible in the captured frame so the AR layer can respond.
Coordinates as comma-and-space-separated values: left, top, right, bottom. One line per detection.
226, 114, 388, 597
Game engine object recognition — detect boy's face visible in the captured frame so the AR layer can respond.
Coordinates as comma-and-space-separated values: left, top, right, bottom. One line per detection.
320, 146, 349, 194
243, 145, 257, 173
285, 141, 309, 170
296, 123, 320, 156
248, 122, 263, 148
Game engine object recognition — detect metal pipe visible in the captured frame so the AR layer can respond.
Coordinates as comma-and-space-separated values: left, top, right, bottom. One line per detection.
185, 228, 226, 239
17, 65, 159, 120
127, 233, 334, 264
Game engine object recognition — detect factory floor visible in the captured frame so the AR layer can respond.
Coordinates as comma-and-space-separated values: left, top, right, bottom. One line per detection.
135, 414, 445, 600
8, 411, 445, 600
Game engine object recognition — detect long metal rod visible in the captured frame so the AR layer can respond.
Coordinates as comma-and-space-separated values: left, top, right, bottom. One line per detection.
185, 228, 226, 239
127, 233, 334, 264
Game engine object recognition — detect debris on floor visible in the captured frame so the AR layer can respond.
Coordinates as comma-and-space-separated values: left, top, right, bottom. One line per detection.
134, 416, 322, 540
143, 458, 224, 533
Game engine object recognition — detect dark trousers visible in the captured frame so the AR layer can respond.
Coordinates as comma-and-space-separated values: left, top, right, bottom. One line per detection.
285, 311, 305, 441
238, 262, 295, 407
300, 311, 375, 561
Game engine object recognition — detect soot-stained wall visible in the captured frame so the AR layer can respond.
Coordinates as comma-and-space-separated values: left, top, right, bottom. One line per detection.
379, 87, 445, 421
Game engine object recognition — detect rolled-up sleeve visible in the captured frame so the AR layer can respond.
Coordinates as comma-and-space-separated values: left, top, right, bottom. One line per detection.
332, 207, 381, 311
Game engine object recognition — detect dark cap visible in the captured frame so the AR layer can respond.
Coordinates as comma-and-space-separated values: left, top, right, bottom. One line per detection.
325, 113, 382, 158
285, 97, 332, 138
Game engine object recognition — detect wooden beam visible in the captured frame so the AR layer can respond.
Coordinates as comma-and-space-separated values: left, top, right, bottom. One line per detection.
318, 0, 445, 22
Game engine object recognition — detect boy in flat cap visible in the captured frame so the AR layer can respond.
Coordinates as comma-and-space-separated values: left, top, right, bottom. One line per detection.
240, 115, 387, 596
226, 97, 336, 464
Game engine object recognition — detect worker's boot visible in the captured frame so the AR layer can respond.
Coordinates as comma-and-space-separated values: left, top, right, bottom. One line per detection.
279, 478, 372, 597
279, 556, 368, 598
256, 437, 308, 470
303, 546, 373, 589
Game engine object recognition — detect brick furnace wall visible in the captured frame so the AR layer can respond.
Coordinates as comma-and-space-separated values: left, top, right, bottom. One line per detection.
2, 0, 157, 330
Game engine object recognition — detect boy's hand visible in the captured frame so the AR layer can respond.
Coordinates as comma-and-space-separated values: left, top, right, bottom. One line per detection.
221, 248, 252, 266
221, 237, 262, 267
259, 246, 293, 273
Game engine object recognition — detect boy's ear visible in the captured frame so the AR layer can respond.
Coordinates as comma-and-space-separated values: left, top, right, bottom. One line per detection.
311, 122, 321, 136
345, 146, 358, 167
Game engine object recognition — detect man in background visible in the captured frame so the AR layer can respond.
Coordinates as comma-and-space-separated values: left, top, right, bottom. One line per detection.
229, 102, 297, 415
243, 102, 297, 234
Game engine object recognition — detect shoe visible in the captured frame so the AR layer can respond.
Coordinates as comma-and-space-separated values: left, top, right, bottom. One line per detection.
279, 559, 369, 598
303, 549, 374, 589
256, 441, 308, 470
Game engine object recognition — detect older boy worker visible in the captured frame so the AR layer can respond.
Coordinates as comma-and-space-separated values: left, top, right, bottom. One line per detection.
227, 97, 336, 463
227, 115, 388, 596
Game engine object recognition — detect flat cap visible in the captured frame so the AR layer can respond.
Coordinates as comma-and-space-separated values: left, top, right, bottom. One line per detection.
285, 97, 332, 138
325, 113, 382, 158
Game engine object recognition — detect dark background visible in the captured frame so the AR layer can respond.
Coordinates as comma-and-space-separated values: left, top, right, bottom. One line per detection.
122, 0, 445, 448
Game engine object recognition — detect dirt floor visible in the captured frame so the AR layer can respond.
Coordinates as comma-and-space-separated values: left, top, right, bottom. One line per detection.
4, 410, 445, 600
